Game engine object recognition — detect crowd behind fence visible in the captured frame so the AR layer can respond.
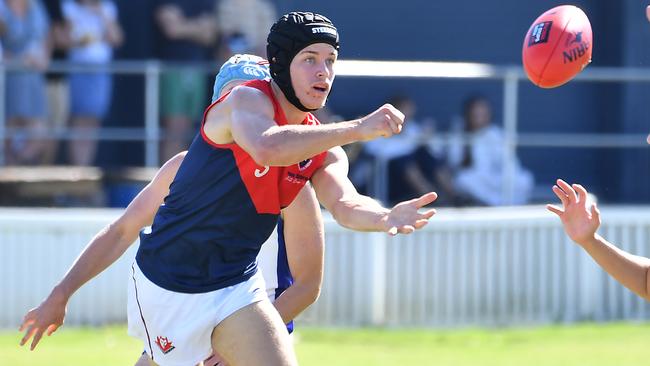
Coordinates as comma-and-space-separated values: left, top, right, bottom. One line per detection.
1, 60, 648, 205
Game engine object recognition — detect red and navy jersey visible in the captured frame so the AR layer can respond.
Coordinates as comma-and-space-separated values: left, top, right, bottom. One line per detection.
136, 79, 327, 293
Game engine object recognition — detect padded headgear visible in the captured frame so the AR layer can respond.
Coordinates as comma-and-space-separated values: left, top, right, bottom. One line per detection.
212, 54, 271, 102
267, 12, 339, 112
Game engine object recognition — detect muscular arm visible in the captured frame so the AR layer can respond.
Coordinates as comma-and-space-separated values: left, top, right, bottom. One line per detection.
204, 86, 404, 167
273, 184, 324, 323
20, 152, 186, 350
548, 179, 650, 301
311, 147, 436, 235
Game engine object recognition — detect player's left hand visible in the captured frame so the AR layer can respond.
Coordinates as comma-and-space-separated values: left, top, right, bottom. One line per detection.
383, 192, 437, 235
546, 179, 600, 246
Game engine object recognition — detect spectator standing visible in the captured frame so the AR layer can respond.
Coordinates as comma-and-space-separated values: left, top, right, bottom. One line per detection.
215, 0, 276, 59
0, 0, 49, 165
155, 0, 217, 162
42, 0, 70, 164
62, 0, 123, 166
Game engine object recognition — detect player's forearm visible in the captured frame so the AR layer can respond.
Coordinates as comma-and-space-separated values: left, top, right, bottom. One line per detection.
579, 234, 650, 301
255, 121, 362, 166
54, 224, 136, 301
273, 281, 321, 324
330, 196, 389, 232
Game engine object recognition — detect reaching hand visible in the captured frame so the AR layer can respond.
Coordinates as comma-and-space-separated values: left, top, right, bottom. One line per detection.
384, 192, 437, 236
19, 290, 67, 351
357, 104, 406, 141
546, 179, 601, 245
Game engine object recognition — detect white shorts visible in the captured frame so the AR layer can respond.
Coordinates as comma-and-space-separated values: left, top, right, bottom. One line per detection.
127, 262, 268, 366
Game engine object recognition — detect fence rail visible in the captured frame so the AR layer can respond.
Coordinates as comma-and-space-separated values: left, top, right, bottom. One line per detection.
2, 206, 649, 329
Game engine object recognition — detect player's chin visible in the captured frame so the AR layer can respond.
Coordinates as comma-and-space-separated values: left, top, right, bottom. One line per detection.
301, 95, 327, 110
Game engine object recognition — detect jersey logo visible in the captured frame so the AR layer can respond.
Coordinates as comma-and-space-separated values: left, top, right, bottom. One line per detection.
155, 336, 176, 354
298, 159, 313, 171
254, 166, 270, 177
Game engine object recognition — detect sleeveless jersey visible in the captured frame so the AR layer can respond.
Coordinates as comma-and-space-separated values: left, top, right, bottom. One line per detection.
136, 79, 327, 293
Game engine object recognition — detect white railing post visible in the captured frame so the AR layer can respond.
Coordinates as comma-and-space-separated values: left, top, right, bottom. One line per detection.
502, 69, 519, 205
0, 62, 5, 166
144, 61, 161, 167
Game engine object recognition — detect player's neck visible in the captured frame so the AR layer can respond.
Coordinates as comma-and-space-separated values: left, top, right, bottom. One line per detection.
270, 81, 309, 125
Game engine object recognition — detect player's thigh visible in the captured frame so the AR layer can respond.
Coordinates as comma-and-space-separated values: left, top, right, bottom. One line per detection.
211, 300, 297, 366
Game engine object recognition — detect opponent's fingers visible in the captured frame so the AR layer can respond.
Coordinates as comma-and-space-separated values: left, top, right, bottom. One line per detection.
387, 226, 398, 236
552, 185, 569, 206
19, 316, 34, 332
30, 329, 45, 351
556, 179, 577, 203
546, 204, 564, 216
591, 203, 601, 223
573, 184, 589, 205
20, 326, 37, 347
46, 323, 60, 336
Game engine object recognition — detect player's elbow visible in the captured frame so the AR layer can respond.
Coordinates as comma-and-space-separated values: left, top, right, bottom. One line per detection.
302, 278, 322, 305
249, 137, 283, 166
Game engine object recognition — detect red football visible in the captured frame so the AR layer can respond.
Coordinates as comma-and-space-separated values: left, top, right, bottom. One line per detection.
522, 5, 593, 88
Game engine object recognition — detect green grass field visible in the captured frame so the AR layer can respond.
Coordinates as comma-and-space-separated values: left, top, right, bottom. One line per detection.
2, 323, 650, 366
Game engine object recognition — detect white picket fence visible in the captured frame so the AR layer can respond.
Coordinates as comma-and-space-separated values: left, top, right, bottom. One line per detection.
2, 206, 650, 329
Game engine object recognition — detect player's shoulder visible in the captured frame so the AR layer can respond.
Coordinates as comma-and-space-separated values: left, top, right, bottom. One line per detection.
226, 83, 274, 116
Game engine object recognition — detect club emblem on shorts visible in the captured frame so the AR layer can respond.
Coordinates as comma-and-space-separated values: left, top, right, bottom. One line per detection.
155, 336, 176, 354
298, 159, 312, 171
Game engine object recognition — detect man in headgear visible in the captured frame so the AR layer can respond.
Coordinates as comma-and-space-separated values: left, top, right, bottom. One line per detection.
122, 11, 436, 366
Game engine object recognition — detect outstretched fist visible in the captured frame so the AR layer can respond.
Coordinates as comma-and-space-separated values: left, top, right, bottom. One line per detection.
357, 104, 406, 141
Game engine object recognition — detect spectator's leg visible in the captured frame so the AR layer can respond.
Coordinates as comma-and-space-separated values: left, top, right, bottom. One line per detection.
68, 115, 99, 166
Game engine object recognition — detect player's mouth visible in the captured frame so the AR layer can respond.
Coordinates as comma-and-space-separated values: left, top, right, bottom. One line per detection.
311, 83, 329, 95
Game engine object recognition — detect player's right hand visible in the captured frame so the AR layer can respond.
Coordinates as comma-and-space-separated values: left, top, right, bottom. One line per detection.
356, 104, 406, 141
19, 290, 67, 351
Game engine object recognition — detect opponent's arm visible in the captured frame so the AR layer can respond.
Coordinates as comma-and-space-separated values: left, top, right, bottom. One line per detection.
311, 147, 437, 235
548, 179, 650, 301
273, 184, 324, 323
19, 152, 186, 350
211, 86, 405, 167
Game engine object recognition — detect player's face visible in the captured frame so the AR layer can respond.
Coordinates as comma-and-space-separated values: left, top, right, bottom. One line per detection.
289, 43, 338, 110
